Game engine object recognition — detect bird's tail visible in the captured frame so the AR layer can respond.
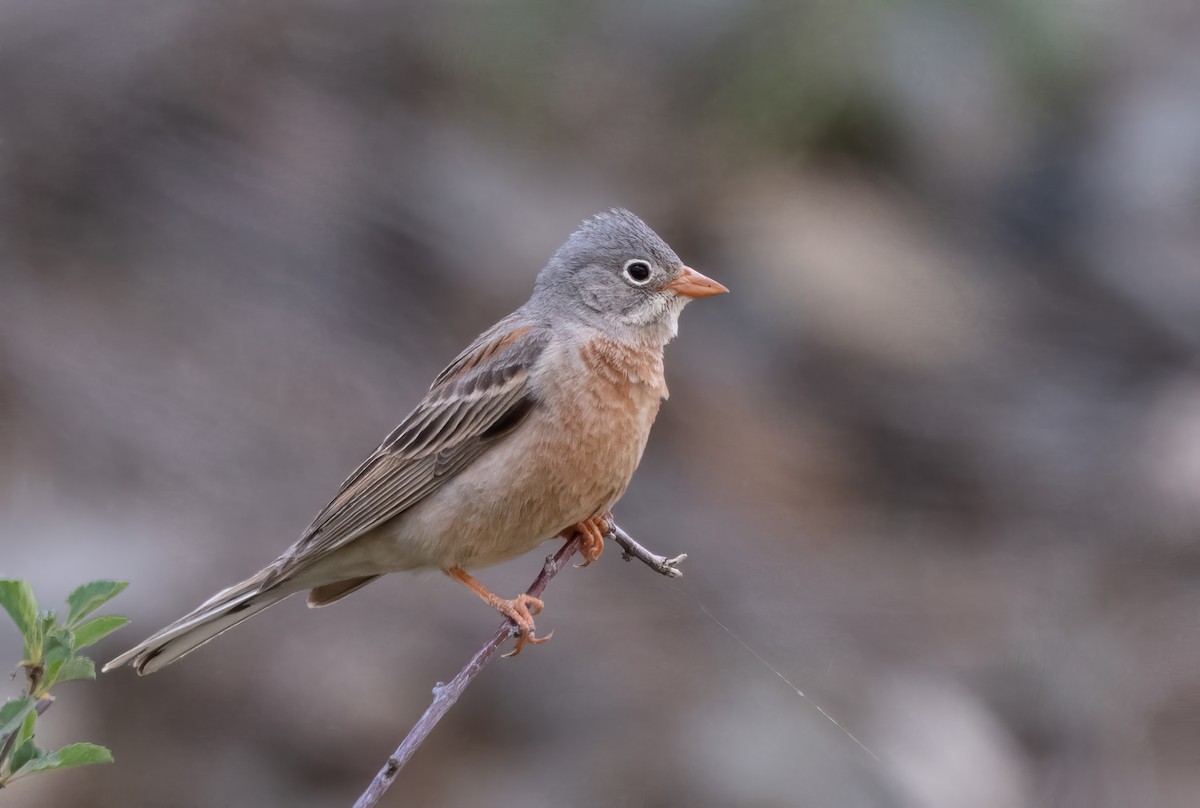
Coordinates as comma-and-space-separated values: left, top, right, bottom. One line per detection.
103, 568, 293, 676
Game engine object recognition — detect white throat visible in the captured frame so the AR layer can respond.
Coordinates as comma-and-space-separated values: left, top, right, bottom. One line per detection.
620, 292, 687, 345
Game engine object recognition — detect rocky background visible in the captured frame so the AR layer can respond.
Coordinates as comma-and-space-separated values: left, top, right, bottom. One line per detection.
2, 1, 1199, 806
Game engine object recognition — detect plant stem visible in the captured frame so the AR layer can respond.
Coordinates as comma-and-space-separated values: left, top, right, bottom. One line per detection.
352, 535, 582, 808
610, 524, 687, 578
351, 522, 688, 807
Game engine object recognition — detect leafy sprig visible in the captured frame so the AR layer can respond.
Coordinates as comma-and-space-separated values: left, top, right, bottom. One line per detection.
0, 579, 127, 788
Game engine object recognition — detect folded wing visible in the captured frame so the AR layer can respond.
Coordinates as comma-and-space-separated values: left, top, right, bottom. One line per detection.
276, 317, 549, 578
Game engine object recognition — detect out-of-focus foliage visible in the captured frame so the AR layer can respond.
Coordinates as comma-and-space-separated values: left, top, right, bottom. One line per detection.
2, 0, 1200, 806
0, 580, 126, 790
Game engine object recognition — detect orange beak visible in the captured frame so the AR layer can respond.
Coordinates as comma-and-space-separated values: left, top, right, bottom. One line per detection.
664, 266, 729, 299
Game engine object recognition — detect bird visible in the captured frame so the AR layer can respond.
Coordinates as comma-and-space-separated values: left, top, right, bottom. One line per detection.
104, 208, 728, 674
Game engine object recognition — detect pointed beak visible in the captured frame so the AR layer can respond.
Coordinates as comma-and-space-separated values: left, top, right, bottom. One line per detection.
664, 266, 729, 299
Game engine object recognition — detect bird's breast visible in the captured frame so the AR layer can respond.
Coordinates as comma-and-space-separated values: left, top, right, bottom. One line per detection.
383, 333, 670, 571
536, 334, 667, 510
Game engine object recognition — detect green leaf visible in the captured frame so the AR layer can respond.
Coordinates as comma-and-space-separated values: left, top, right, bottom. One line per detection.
0, 581, 38, 651
40, 644, 71, 691
10, 743, 113, 779
0, 698, 34, 740
15, 706, 37, 748
52, 656, 95, 685
71, 615, 129, 650
0, 699, 30, 727
43, 625, 73, 659
30, 612, 58, 661
65, 581, 128, 628
9, 739, 40, 776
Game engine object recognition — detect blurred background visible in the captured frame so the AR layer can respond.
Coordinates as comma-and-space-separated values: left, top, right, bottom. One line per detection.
2, 0, 1199, 805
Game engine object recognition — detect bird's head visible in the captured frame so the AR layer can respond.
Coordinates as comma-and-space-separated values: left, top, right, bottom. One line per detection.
533, 209, 728, 343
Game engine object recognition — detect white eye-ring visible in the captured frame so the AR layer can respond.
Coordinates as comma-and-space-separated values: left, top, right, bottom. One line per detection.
623, 259, 653, 285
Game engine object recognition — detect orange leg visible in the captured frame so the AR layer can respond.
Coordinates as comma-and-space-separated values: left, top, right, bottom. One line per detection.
445, 566, 552, 657
563, 513, 611, 568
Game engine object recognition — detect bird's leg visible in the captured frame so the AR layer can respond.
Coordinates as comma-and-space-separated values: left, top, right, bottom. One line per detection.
444, 566, 551, 657
565, 513, 610, 568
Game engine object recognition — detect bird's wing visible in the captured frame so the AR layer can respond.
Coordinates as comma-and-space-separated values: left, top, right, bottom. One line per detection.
275, 318, 549, 576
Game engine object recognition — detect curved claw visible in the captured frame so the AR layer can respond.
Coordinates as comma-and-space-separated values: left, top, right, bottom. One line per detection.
498, 593, 549, 657
502, 628, 553, 658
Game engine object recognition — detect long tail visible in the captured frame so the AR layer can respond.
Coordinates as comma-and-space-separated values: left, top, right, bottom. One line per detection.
103, 569, 293, 676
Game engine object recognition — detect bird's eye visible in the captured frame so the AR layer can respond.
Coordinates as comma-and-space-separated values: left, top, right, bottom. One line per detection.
623, 260, 652, 285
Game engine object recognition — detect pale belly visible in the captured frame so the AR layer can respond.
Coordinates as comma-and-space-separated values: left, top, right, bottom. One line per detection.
336, 388, 660, 573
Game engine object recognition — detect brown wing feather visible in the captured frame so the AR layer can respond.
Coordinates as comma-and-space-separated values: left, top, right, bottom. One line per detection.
274, 320, 549, 578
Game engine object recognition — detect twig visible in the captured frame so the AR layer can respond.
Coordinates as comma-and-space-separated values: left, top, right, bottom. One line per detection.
352, 522, 688, 807
353, 535, 582, 808
609, 524, 687, 578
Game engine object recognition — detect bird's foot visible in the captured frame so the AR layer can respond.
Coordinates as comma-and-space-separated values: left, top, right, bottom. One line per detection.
569, 514, 610, 568
490, 593, 551, 658
445, 566, 551, 658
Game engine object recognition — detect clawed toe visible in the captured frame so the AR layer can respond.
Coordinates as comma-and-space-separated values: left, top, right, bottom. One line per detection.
502, 627, 553, 658
499, 594, 550, 657
570, 515, 610, 568
444, 567, 555, 658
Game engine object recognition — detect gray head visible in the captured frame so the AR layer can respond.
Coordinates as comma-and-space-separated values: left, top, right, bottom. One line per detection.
531, 209, 727, 343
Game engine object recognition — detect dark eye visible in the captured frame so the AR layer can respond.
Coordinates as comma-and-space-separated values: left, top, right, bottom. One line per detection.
623, 260, 652, 285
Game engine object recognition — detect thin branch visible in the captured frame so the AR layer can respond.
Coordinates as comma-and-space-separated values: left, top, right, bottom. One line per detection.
353, 535, 582, 808
610, 525, 687, 578
352, 522, 688, 807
